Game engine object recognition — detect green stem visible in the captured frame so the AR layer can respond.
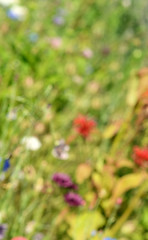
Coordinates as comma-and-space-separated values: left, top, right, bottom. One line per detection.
105, 180, 148, 237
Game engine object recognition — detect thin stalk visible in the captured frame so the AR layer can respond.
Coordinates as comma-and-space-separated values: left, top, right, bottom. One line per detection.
105, 180, 148, 237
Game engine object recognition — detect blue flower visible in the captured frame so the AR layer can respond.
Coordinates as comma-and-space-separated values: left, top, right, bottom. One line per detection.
29, 33, 39, 43
7, 10, 19, 20
7, 6, 27, 21
103, 237, 116, 240
3, 158, 10, 172
91, 230, 97, 237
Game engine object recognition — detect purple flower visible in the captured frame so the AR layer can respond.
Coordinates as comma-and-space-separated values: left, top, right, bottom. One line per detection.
52, 173, 77, 190
64, 192, 85, 206
0, 224, 7, 239
33, 233, 44, 240
52, 16, 65, 25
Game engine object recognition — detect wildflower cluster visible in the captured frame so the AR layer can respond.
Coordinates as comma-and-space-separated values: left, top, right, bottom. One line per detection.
52, 172, 84, 206
0, 0, 148, 239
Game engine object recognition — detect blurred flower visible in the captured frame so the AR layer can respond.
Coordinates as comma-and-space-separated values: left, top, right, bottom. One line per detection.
29, 33, 38, 43
34, 178, 44, 192
64, 192, 85, 206
82, 48, 93, 59
0, 224, 7, 239
73, 115, 96, 138
85, 64, 94, 75
35, 122, 45, 135
49, 37, 62, 49
0, 0, 18, 6
53, 16, 65, 25
116, 197, 123, 205
52, 139, 69, 160
72, 75, 83, 85
11, 238, 28, 240
137, 67, 148, 78
24, 165, 36, 180
91, 230, 97, 237
141, 89, 148, 99
22, 136, 41, 151
122, 0, 131, 7
33, 233, 44, 240
103, 238, 116, 240
3, 158, 11, 172
7, 5, 28, 21
121, 220, 136, 234
101, 47, 110, 56
87, 81, 100, 94
0, 173, 5, 181
133, 146, 148, 166
52, 173, 77, 189
57, 7, 67, 16
25, 76, 34, 87
25, 221, 35, 234
7, 109, 17, 120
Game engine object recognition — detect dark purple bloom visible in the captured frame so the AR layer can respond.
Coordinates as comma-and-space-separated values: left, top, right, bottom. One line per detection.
52, 173, 77, 190
64, 192, 85, 206
0, 224, 7, 239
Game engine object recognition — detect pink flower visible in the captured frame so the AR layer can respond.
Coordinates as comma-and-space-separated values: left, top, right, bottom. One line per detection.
11, 237, 28, 240
82, 48, 93, 59
49, 37, 62, 49
116, 198, 123, 205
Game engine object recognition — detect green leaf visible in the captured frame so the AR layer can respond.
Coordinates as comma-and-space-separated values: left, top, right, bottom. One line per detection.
102, 173, 146, 214
69, 211, 105, 240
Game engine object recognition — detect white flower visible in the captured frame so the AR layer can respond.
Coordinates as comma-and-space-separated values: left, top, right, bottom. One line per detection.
25, 221, 35, 234
0, 0, 18, 7
7, 109, 17, 120
122, 0, 131, 7
52, 139, 69, 160
7, 5, 28, 21
22, 136, 41, 151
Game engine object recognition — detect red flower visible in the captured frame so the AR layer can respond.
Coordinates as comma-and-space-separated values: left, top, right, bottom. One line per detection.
11, 237, 28, 240
133, 146, 148, 166
73, 115, 96, 138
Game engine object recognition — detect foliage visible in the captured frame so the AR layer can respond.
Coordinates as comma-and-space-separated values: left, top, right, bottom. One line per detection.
0, 0, 148, 239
